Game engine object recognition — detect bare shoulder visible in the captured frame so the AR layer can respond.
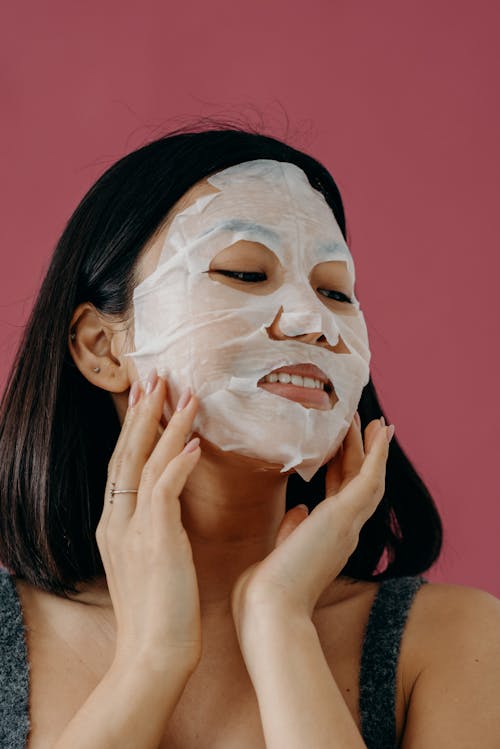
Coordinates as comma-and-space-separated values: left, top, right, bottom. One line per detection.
415, 578, 499, 611
314, 578, 500, 747
400, 581, 500, 748
405, 580, 500, 664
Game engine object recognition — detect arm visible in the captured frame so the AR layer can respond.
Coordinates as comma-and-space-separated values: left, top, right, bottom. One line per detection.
54, 653, 197, 749
53, 377, 203, 748
241, 608, 366, 749
401, 585, 500, 748
230, 418, 391, 748
241, 585, 500, 749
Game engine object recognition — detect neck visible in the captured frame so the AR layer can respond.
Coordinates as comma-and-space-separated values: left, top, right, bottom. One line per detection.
179, 442, 288, 616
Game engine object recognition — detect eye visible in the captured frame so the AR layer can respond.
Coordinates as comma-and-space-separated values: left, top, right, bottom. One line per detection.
207, 269, 354, 304
317, 288, 353, 304
210, 270, 267, 283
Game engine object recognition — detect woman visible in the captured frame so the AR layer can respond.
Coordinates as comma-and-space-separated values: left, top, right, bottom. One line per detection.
0, 127, 498, 748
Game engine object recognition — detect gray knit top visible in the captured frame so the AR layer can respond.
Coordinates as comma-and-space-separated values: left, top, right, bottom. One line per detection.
0, 566, 427, 748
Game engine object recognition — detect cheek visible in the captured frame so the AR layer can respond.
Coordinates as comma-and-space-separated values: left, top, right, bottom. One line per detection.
187, 276, 280, 330
164, 280, 266, 385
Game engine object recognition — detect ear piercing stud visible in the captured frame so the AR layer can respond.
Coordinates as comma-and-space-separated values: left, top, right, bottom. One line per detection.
93, 367, 101, 373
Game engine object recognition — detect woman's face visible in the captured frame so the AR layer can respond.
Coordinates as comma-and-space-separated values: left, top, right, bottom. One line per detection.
127, 160, 371, 481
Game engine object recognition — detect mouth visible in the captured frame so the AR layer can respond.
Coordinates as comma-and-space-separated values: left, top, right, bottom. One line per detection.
257, 363, 337, 410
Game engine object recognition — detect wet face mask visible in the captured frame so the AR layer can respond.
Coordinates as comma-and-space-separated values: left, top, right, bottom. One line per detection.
126, 160, 371, 480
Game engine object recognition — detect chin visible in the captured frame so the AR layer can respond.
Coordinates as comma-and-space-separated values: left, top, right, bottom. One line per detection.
196, 434, 292, 474
200, 438, 343, 481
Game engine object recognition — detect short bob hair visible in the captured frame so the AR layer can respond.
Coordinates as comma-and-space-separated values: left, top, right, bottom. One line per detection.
0, 126, 442, 597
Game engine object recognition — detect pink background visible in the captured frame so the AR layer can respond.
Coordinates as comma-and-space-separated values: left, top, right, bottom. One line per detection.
1, 2, 498, 595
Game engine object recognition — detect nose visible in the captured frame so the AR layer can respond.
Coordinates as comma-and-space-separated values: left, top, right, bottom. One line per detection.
265, 307, 350, 353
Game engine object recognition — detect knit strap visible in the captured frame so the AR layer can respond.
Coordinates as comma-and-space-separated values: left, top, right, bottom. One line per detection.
0, 567, 31, 748
359, 575, 428, 749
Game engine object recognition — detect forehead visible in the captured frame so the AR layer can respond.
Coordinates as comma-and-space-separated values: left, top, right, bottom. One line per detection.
189, 160, 343, 246
138, 160, 347, 280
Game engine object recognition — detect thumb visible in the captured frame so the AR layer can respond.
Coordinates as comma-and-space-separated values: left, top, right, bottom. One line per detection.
274, 504, 309, 548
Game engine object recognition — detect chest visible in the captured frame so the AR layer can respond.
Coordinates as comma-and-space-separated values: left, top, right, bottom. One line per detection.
19, 586, 408, 748
26, 635, 364, 749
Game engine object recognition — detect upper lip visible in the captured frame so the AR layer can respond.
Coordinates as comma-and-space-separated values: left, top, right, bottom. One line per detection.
258, 363, 333, 391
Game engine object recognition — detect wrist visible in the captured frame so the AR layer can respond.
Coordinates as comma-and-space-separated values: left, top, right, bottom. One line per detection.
236, 602, 314, 660
113, 643, 201, 681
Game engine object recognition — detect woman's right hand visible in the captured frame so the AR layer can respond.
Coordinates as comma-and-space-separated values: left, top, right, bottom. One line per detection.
96, 369, 202, 673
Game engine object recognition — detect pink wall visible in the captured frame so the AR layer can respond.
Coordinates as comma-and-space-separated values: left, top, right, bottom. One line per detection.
1, 2, 498, 595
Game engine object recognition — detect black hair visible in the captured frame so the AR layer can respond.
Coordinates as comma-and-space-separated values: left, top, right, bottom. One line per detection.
0, 126, 442, 597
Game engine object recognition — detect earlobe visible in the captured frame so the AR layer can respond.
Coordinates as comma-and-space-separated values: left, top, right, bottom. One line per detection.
68, 303, 131, 393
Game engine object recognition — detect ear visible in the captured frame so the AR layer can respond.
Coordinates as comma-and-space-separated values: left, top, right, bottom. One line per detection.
68, 302, 132, 393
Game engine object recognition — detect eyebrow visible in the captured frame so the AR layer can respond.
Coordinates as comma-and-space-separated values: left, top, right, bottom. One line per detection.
319, 241, 348, 255
201, 219, 280, 244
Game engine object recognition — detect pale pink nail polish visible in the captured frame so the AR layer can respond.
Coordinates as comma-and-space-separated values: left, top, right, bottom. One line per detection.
176, 387, 192, 412
128, 381, 141, 408
182, 437, 200, 453
386, 424, 395, 443
354, 411, 361, 428
380, 416, 386, 427
145, 368, 158, 395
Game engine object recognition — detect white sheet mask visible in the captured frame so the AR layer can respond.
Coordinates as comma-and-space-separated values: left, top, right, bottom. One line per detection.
126, 160, 371, 480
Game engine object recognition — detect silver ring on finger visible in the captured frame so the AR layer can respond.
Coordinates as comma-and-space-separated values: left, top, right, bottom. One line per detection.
109, 483, 139, 504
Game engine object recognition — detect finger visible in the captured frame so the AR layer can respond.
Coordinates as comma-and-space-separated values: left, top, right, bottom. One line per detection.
274, 505, 309, 548
362, 417, 386, 454
136, 389, 199, 510
102, 373, 169, 529
107, 375, 158, 462
325, 411, 366, 496
336, 423, 391, 520
100, 380, 143, 535
338, 416, 365, 486
325, 442, 344, 496
360, 422, 392, 479
151, 438, 202, 526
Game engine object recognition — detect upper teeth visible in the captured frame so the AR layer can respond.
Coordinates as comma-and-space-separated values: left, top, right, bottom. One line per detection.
262, 373, 325, 389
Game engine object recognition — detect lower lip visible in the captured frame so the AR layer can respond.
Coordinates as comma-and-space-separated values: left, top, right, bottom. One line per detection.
258, 382, 332, 409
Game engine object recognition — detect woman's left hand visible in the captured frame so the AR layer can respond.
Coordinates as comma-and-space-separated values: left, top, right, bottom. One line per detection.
230, 415, 393, 643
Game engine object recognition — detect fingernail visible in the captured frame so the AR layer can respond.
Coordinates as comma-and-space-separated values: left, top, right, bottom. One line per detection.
297, 503, 309, 514
128, 380, 142, 408
145, 368, 158, 395
182, 436, 200, 454
386, 424, 395, 443
176, 387, 192, 412
380, 416, 386, 428
354, 411, 361, 428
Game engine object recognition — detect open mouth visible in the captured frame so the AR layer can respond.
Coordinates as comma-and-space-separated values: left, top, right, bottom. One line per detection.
257, 364, 336, 410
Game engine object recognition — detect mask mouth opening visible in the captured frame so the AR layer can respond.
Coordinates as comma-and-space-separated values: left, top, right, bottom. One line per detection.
257, 363, 337, 408
257, 363, 332, 387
